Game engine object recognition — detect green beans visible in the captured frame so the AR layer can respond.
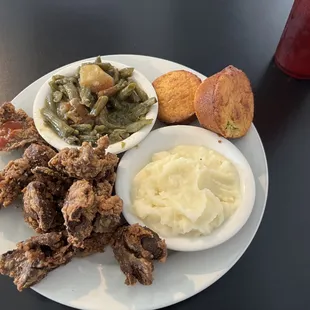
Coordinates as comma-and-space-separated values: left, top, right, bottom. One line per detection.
95, 56, 102, 63
117, 83, 136, 101
49, 81, 58, 92
109, 129, 130, 144
58, 85, 67, 97
79, 86, 93, 107
71, 124, 93, 134
119, 67, 134, 78
52, 75, 65, 81
52, 91, 63, 103
63, 82, 79, 100
109, 67, 119, 83
98, 79, 127, 97
108, 97, 121, 110
109, 97, 134, 113
128, 97, 157, 121
45, 94, 56, 113
126, 119, 153, 133
46, 59, 154, 146
108, 110, 132, 126
96, 109, 125, 129
129, 90, 141, 103
97, 62, 113, 72
41, 107, 78, 138
93, 125, 110, 134
78, 135, 98, 145
90, 96, 108, 116
134, 82, 149, 101
64, 136, 80, 145
55, 77, 78, 85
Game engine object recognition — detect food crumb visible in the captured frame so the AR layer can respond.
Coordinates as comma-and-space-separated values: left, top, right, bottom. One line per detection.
135, 144, 139, 149
218, 140, 222, 143
121, 141, 126, 149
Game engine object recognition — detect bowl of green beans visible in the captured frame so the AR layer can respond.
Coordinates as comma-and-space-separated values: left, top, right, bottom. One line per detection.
33, 56, 158, 154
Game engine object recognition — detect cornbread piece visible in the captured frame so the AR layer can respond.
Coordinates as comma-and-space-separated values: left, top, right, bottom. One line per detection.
23, 181, 63, 233
0, 232, 74, 291
0, 102, 46, 151
111, 224, 167, 286
152, 70, 201, 124
194, 65, 254, 138
62, 180, 97, 247
49, 136, 118, 180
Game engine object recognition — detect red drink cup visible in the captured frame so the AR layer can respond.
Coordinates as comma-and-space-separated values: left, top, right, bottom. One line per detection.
275, 0, 310, 79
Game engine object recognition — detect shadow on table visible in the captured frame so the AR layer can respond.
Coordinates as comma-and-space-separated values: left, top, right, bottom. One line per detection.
253, 58, 310, 152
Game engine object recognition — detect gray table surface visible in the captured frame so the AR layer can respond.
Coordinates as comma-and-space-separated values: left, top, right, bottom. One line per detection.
1, 0, 309, 309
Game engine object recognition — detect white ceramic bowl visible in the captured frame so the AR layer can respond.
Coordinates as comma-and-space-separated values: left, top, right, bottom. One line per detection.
115, 125, 256, 251
33, 58, 158, 154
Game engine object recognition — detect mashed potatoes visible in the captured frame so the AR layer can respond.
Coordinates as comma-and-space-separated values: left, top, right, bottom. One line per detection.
131, 145, 241, 237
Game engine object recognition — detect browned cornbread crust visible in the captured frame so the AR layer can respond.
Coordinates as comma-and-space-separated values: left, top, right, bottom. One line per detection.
194, 65, 254, 138
153, 70, 201, 124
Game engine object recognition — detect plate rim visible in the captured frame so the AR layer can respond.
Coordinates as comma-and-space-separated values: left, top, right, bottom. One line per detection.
9, 54, 269, 310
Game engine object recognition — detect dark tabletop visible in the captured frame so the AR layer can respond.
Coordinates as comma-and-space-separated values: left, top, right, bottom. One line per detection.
0, 0, 309, 309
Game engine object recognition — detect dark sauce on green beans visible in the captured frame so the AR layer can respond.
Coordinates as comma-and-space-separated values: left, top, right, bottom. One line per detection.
41, 56, 156, 146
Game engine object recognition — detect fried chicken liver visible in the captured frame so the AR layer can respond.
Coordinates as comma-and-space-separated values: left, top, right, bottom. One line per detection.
0, 143, 57, 208
111, 224, 167, 286
23, 143, 57, 168
0, 158, 32, 207
93, 195, 123, 234
62, 180, 97, 247
48, 136, 118, 180
0, 232, 75, 291
74, 232, 113, 256
0, 102, 46, 151
31, 166, 73, 197
62, 179, 123, 249
23, 181, 63, 233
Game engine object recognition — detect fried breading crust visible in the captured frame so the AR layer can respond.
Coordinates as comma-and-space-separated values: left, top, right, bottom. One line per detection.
0, 232, 74, 291
0, 144, 57, 208
111, 224, 167, 286
49, 136, 118, 180
62, 180, 97, 246
23, 181, 64, 233
0, 102, 46, 151
0, 158, 32, 207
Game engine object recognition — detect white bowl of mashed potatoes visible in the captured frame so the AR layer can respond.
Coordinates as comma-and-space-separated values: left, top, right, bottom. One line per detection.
115, 125, 256, 251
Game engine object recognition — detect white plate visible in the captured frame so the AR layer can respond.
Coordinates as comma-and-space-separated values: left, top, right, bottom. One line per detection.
116, 125, 256, 251
0, 55, 268, 310
33, 59, 158, 154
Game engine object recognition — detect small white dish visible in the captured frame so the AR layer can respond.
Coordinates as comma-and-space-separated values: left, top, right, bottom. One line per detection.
33, 58, 158, 154
116, 125, 256, 251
